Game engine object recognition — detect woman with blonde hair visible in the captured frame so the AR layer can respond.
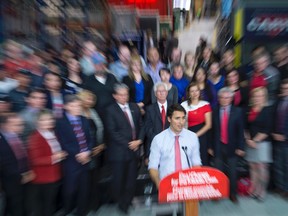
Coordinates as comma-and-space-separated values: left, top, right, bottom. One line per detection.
77, 90, 105, 211
184, 51, 196, 81
122, 54, 154, 114
245, 87, 273, 201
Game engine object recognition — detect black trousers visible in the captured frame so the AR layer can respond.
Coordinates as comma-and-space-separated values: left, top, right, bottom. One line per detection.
110, 159, 138, 211
31, 182, 60, 216
214, 144, 238, 196
2, 179, 32, 216
63, 169, 89, 216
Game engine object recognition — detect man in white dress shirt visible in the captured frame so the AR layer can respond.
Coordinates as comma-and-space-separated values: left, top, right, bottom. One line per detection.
148, 104, 202, 188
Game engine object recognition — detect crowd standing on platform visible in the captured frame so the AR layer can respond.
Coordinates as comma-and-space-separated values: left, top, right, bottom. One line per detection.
0, 37, 287, 216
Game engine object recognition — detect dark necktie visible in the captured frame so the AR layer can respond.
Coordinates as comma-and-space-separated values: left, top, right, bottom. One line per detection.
9, 135, 28, 172
71, 119, 88, 152
161, 105, 166, 131
221, 107, 228, 144
123, 106, 136, 140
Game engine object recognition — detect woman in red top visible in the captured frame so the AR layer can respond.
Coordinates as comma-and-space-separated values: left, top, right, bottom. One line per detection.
181, 82, 212, 165
28, 109, 67, 216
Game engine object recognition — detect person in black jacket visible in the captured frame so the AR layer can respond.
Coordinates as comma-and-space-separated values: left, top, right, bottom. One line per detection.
210, 87, 245, 203
105, 83, 145, 214
122, 54, 153, 115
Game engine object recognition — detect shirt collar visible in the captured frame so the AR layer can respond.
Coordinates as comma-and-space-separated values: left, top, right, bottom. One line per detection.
167, 127, 184, 138
117, 103, 129, 110
66, 112, 80, 122
157, 100, 167, 107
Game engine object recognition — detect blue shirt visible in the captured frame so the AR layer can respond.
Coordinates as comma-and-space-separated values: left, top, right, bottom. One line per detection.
109, 60, 129, 81
148, 127, 202, 180
170, 76, 189, 103
145, 62, 165, 84
208, 75, 225, 93
135, 80, 144, 103
80, 56, 95, 76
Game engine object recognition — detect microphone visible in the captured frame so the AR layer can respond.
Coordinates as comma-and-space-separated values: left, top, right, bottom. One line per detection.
181, 146, 191, 168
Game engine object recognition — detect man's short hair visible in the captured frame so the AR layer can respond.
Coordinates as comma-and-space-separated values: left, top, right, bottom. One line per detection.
113, 83, 129, 94
218, 87, 235, 98
167, 104, 186, 118
27, 88, 45, 97
63, 94, 80, 105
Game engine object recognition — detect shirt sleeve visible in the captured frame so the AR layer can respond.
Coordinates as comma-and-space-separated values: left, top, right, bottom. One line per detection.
148, 135, 161, 170
191, 133, 202, 166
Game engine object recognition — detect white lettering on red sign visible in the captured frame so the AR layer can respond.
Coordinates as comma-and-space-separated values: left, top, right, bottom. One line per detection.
167, 185, 222, 202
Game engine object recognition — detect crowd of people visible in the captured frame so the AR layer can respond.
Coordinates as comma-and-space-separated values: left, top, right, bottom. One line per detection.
0, 37, 287, 216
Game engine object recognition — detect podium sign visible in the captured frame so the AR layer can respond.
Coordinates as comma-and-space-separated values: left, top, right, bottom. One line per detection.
159, 166, 229, 203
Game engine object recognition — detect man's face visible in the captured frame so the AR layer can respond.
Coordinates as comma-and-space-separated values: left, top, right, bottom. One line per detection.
147, 49, 159, 65
113, 88, 129, 105
274, 47, 287, 63
119, 47, 131, 65
254, 56, 269, 72
171, 49, 181, 63
218, 92, 233, 107
26, 92, 46, 109
173, 66, 183, 80
7, 117, 24, 134
168, 111, 186, 134
64, 100, 82, 116
17, 74, 31, 87
155, 85, 168, 102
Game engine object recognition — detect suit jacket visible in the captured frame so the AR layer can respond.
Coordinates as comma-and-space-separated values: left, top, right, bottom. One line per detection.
55, 113, 92, 171
245, 106, 273, 141
144, 101, 171, 157
105, 102, 145, 161
0, 133, 28, 186
44, 89, 65, 111
122, 75, 154, 106
211, 105, 245, 158
83, 73, 118, 120
272, 98, 288, 140
28, 130, 62, 184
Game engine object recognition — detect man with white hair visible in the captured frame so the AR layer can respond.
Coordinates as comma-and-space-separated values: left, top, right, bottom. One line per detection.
144, 82, 172, 164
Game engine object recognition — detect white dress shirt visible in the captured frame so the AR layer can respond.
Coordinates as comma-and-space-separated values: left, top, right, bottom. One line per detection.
148, 127, 202, 180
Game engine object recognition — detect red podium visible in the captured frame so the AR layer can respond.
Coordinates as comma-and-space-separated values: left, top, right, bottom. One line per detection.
158, 166, 229, 216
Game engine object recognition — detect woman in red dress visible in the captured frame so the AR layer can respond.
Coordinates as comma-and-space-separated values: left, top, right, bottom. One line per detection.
181, 82, 212, 165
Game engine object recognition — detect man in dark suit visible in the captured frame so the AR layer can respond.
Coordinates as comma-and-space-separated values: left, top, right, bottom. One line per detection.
0, 113, 34, 216
144, 82, 171, 164
272, 79, 288, 197
210, 87, 245, 203
105, 83, 145, 214
55, 95, 92, 216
